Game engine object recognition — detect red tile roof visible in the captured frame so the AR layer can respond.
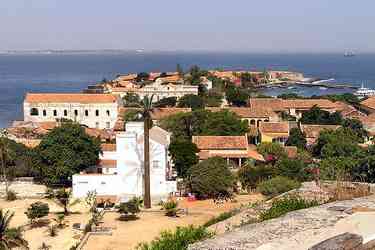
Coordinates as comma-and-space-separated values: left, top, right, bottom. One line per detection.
259, 122, 289, 134
301, 124, 341, 138
206, 107, 276, 118
361, 97, 375, 110
25, 93, 118, 104
249, 98, 339, 111
192, 136, 248, 150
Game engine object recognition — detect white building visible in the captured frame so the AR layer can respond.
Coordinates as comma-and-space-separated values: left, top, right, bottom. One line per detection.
109, 81, 199, 102
72, 122, 177, 202
23, 93, 121, 129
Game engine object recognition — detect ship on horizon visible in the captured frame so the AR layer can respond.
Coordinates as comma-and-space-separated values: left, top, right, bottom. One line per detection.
344, 51, 356, 57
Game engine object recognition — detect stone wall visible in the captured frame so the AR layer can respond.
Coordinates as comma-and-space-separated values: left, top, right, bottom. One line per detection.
189, 194, 375, 250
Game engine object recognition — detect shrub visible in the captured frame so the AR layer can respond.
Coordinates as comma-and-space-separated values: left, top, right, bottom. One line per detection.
53, 214, 66, 228
257, 176, 300, 197
238, 164, 276, 190
260, 196, 319, 221
6, 190, 17, 201
276, 158, 310, 181
203, 209, 240, 227
118, 197, 142, 218
25, 202, 49, 223
189, 157, 235, 199
162, 200, 178, 217
136, 225, 213, 250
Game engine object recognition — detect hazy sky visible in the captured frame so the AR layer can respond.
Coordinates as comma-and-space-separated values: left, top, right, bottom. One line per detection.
1, 0, 375, 52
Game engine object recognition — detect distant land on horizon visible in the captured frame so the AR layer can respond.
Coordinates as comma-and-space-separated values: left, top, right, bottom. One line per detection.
0, 49, 373, 55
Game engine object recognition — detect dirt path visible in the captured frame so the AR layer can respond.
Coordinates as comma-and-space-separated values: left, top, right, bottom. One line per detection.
84, 194, 263, 250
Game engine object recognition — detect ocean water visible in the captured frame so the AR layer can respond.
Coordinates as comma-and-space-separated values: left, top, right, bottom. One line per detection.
1, 52, 375, 128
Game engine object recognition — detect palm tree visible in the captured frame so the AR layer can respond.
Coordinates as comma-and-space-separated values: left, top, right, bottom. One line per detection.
141, 95, 154, 209
0, 210, 28, 249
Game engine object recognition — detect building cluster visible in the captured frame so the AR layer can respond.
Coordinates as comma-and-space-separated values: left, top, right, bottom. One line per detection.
8, 67, 375, 203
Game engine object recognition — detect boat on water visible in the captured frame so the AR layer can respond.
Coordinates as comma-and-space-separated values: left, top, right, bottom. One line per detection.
354, 84, 375, 98
312, 78, 335, 84
319, 87, 328, 90
344, 51, 356, 57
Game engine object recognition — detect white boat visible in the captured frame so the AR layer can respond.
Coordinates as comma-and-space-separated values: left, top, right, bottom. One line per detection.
354, 83, 375, 98
319, 87, 328, 90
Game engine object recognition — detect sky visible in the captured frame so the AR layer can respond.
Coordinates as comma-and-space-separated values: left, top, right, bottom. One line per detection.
1, 0, 375, 53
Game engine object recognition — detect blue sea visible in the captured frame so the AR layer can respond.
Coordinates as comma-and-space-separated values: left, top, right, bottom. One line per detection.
1, 52, 375, 128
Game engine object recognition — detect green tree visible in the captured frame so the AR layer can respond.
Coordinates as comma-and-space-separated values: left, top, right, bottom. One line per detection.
285, 128, 307, 149
313, 128, 363, 158
203, 89, 223, 107
188, 65, 204, 85
177, 94, 205, 110
300, 106, 342, 125
225, 85, 249, 107
25, 202, 49, 224
36, 122, 101, 184
238, 163, 276, 190
275, 158, 309, 181
342, 118, 368, 141
123, 93, 142, 107
257, 142, 287, 162
169, 140, 199, 177
0, 210, 28, 249
122, 109, 143, 123
188, 157, 235, 199
136, 72, 150, 82
154, 97, 177, 108
160, 110, 248, 141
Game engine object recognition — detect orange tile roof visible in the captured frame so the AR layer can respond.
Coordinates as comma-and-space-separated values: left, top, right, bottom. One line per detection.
85, 128, 113, 139
38, 122, 58, 130
157, 75, 182, 82
118, 107, 191, 120
25, 93, 118, 104
96, 195, 118, 204
192, 136, 248, 150
206, 107, 276, 118
101, 143, 116, 152
98, 159, 117, 168
301, 124, 341, 138
247, 148, 265, 161
249, 98, 339, 111
259, 122, 289, 134
361, 97, 375, 110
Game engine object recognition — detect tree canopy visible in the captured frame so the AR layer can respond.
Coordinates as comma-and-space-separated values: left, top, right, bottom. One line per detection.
177, 94, 205, 110
160, 110, 249, 141
169, 140, 199, 177
154, 97, 177, 108
225, 84, 249, 107
285, 128, 307, 149
300, 105, 342, 125
188, 157, 235, 199
35, 122, 101, 185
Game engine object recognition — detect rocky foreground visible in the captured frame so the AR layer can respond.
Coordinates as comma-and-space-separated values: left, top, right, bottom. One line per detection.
190, 188, 375, 250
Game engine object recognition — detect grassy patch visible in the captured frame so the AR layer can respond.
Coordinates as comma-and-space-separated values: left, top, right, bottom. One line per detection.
136, 225, 213, 250
203, 209, 240, 227
260, 196, 319, 221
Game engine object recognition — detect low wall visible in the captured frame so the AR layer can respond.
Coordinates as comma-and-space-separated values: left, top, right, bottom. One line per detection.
0, 179, 46, 198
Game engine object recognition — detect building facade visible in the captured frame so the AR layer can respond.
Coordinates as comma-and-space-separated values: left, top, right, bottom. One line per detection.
73, 122, 177, 202
109, 81, 198, 102
23, 93, 121, 129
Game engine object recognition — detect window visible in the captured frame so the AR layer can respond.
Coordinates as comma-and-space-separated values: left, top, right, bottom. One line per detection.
85, 110, 89, 116
30, 108, 39, 116
64, 110, 68, 116
95, 110, 99, 116
74, 110, 78, 116
106, 110, 110, 116
153, 160, 160, 169
42, 110, 47, 116
106, 122, 110, 129
250, 119, 256, 125
95, 122, 99, 128
53, 110, 57, 116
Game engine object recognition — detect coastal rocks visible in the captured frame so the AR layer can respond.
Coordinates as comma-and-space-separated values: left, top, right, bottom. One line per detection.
189, 195, 375, 250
